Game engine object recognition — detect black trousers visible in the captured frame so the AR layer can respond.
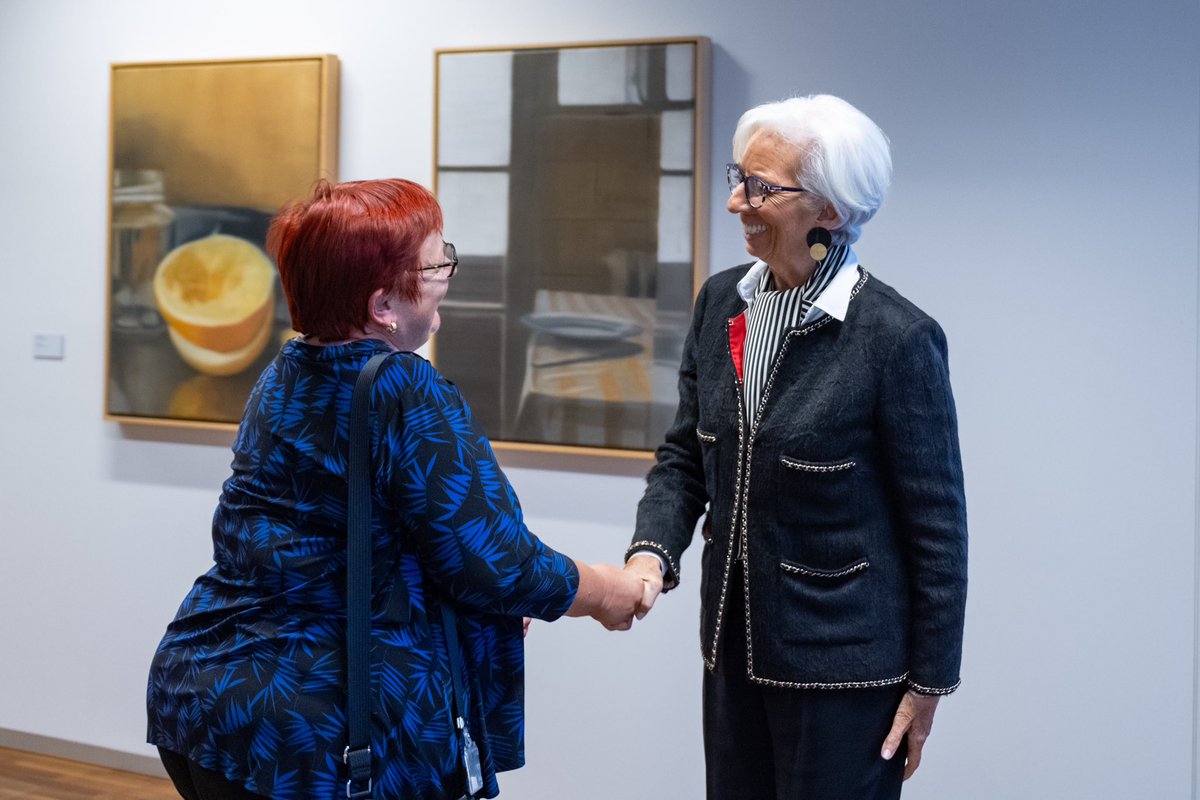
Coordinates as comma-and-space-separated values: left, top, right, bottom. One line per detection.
158, 748, 270, 800
703, 568, 907, 800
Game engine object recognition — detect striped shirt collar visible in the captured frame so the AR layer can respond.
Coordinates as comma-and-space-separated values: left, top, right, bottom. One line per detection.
736, 245, 860, 324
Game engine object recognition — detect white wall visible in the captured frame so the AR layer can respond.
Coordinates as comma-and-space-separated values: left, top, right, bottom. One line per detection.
0, 1, 1196, 798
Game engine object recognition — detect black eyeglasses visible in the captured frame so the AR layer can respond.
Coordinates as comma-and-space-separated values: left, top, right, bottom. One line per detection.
419, 241, 458, 278
726, 163, 808, 209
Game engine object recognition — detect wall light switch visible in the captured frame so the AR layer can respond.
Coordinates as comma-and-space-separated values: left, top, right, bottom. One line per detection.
33, 334, 65, 360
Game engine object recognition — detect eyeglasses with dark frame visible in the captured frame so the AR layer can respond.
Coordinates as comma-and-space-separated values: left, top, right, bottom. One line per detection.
726, 163, 808, 209
419, 241, 458, 278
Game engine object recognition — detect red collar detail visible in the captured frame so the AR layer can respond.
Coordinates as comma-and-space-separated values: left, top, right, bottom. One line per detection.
728, 313, 747, 382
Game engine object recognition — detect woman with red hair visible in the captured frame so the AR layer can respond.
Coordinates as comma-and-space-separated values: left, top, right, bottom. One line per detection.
147, 179, 645, 800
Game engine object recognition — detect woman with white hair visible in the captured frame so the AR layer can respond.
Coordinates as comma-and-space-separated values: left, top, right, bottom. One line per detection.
624, 95, 968, 799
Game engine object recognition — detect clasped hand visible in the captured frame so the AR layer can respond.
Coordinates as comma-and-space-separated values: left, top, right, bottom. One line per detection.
623, 555, 663, 620
565, 557, 663, 631
582, 559, 662, 631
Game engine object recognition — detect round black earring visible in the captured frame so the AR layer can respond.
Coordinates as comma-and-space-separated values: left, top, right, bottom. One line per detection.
806, 227, 832, 262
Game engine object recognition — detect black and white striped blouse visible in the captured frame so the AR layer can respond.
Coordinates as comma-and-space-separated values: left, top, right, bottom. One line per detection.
741, 245, 851, 420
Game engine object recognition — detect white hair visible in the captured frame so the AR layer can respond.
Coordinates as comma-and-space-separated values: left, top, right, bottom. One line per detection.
732, 94, 892, 245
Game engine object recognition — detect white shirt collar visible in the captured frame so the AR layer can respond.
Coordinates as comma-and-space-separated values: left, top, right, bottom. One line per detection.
735, 248, 860, 323
736, 260, 770, 304
805, 249, 860, 323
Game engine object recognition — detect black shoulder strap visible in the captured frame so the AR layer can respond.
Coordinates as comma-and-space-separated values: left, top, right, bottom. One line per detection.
345, 351, 391, 800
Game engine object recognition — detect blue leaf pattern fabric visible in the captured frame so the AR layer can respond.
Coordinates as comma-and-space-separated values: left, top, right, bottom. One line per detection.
147, 338, 579, 799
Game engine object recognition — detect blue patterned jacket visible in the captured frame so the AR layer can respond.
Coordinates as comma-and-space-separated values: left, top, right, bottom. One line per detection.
147, 338, 579, 799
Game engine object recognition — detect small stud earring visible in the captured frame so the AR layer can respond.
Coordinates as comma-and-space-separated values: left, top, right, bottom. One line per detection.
388, 321, 398, 334
806, 227, 832, 262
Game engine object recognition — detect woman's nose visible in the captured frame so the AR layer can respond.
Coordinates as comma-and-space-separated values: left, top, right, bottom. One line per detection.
727, 185, 748, 214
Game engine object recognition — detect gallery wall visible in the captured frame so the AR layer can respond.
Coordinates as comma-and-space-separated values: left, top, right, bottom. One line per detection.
0, 1, 1197, 798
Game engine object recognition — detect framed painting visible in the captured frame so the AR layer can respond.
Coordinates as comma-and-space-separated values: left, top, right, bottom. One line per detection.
104, 55, 339, 428
433, 37, 710, 457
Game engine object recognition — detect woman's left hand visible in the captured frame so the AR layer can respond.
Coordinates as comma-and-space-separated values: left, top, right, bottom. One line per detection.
881, 691, 940, 779
522, 617, 532, 638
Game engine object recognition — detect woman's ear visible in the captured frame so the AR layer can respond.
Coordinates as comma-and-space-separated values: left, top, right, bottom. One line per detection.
818, 202, 841, 228
366, 288, 391, 329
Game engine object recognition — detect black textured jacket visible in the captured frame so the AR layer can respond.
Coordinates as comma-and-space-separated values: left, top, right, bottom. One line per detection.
629, 264, 967, 694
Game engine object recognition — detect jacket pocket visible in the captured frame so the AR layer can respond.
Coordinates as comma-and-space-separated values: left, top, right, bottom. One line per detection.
777, 454, 860, 527
776, 558, 873, 644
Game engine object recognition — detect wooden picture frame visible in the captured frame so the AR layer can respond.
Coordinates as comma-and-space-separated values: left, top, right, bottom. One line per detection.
104, 55, 339, 429
433, 37, 710, 458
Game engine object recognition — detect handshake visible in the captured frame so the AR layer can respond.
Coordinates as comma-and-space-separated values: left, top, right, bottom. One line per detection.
565, 555, 665, 631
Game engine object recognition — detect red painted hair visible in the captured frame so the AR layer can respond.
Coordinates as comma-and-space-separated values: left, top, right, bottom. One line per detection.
267, 179, 443, 340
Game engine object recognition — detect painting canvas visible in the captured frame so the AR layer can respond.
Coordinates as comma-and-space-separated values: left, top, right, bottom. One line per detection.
105, 55, 338, 427
434, 38, 710, 456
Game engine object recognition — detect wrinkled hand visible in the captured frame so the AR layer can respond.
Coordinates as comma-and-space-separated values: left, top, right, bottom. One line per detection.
881, 691, 940, 780
589, 563, 645, 631
624, 555, 664, 620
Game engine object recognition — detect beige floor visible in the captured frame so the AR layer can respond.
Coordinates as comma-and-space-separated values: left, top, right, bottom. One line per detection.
0, 747, 177, 799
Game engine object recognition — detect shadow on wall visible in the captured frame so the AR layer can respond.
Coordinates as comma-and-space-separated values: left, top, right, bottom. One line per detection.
107, 422, 234, 491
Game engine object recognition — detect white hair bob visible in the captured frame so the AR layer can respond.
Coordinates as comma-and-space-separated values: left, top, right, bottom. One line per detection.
732, 94, 892, 246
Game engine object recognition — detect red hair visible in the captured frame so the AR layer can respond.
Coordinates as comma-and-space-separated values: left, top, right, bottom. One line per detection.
267, 179, 443, 340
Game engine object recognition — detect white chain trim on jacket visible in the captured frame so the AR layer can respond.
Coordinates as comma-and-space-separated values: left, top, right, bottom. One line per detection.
744, 307, 837, 681
780, 456, 856, 473
751, 672, 909, 690
704, 319, 749, 671
625, 541, 680, 589
780, 560, 869, 579
906, 678, 961, 695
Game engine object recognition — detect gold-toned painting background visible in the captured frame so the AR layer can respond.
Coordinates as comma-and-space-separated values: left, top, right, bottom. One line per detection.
112, 59, 329, 211
105, 55, 338, 428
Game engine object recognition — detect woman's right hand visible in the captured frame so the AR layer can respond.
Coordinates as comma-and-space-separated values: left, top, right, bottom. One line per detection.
624, 555, 664, 619
566, 562, 646, 631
